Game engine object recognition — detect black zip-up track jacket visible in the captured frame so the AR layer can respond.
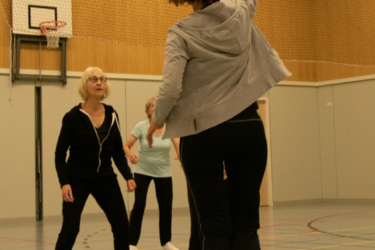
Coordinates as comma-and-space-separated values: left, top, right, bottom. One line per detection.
55, 103, 133, 187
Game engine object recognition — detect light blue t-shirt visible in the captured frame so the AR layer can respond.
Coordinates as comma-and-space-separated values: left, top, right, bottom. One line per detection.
132, 120, 172, 177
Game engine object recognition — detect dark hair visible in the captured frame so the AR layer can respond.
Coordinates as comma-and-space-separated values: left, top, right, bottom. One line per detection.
169, 0, 219, 7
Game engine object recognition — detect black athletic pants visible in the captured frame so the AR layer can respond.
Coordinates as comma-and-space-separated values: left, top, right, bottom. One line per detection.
55, 176, 129, 250
188, 185, 201, 250
188, 179, 229, 250
129, 173, 173, 246
181, 110, 267, 250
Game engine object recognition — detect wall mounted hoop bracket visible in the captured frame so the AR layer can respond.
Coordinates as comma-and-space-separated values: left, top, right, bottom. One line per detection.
12, 34, 67, 85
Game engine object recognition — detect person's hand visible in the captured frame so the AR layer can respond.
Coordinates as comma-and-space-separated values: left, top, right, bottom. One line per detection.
62, 184, 74, 202
146, 120, 163, 148
127, 180, 137, 192
175, 155, 183, 168
129, 153, 140, 164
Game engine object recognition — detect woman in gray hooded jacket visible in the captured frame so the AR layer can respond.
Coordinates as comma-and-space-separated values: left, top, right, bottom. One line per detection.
147, 0, 291, 249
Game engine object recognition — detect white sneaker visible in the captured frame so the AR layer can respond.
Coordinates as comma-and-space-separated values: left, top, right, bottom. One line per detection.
162, 242, 179, 250
129, 245, 138, 250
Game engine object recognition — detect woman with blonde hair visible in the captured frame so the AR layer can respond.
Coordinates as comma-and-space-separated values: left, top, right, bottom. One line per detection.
123, 97, 180, 250
54, 67, 136, 250
147, 0, 291, 249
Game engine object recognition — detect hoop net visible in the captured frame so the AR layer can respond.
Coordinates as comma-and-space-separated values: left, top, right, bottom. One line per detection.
39, 21, 66, 49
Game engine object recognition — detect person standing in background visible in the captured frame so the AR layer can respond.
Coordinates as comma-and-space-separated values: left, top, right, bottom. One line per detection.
124, 97, 180, 250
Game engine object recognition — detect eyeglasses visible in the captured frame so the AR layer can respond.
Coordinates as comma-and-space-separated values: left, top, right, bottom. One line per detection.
88, 77, 107, 83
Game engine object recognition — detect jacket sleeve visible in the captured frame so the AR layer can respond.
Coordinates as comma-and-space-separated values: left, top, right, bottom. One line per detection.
55, 113, 75, 187
112, 112, 134, 181
153, 30, 190, 125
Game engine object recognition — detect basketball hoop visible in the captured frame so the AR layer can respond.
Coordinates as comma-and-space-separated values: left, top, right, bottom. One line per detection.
39, 21, 66, 49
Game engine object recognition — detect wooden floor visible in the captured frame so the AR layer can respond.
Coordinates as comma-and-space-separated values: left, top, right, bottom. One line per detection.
2, 202, 375, 250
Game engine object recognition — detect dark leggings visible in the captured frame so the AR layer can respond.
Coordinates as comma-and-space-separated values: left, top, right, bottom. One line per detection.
181, 110, 267, 250
55, 176, 129, 250
188, 185, 201, 250
129, 173, 173, 246
188, 179, 229, 250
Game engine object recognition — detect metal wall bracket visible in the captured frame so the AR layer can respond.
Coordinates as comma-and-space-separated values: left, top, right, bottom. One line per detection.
12, 34, 67, 85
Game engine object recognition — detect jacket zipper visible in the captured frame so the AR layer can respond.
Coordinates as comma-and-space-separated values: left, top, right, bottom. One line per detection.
79, 109, 116, 173
98, 114, 116, 172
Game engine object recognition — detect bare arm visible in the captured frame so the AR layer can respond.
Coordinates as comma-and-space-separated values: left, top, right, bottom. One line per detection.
123, 135, 140, 164
172, 138, 181, 166
146, 119, 164, 148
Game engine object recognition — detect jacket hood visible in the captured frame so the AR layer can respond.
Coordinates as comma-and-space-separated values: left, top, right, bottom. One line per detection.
71, 103, 117, 123
72, 103, 120, 132
175, 0, 251, 55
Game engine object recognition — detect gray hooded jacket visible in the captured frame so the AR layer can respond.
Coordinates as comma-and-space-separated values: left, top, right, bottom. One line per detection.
153, 0, 291, 138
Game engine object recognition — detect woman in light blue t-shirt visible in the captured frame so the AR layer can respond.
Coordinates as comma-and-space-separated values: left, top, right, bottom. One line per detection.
123, 97, 180, 250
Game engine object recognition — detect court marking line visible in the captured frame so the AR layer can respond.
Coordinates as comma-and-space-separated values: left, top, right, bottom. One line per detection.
293, 241, 375, 250
284, 210, 375, 250
329, 226, 375, 232
312, 245, 340, 249
0, 236, 55, 245
308, 209, 375, 241
260, 234, 305, 239
260, 224, 375, 249
138, 245, 188, 250
261, 225, 375, 239
343, 240, 375, 246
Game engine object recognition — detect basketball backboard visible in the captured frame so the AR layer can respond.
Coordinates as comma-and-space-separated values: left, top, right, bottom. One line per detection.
12, 0, 72, 37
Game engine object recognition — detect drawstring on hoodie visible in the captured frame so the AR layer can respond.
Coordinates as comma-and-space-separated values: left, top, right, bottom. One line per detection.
79, 109, 117, 173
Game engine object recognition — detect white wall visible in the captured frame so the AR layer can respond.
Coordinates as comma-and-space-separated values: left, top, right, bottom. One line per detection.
317, 86, 337, 199
268, 78, 375, 202
268, 86, 322, 202
0, 76, 35, 218
2, 71, 375, 219
333, 79, 375, 199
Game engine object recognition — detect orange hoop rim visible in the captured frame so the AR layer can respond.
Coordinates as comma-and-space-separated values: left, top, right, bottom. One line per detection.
40, 21, 66, 35
39, 20, 66, 28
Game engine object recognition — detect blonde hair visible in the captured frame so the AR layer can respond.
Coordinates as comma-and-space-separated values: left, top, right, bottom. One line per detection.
78, 67, 111, 101
145, 97, 155, 119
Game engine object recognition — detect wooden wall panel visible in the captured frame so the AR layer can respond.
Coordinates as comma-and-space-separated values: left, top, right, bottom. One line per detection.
1, 14, 166, 75
283, 61, 317, 82
67, 38, 165, 75
19, 43, 61, 71
17, 38, 165, 75
316, 63, 375, 82
0, 13, 10, 68
283, 62, 375, 82
1, 2, 375, 80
